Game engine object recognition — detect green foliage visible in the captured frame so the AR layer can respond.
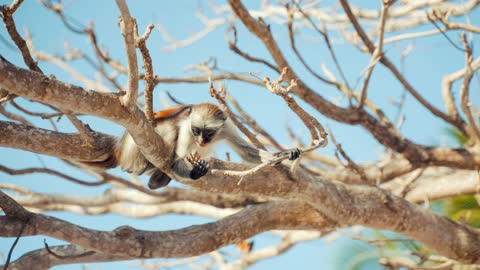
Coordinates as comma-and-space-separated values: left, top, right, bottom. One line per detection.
333, 126, 478, 269
332, 231, 421, 270
445, 127, 469, 146
441, 128, 480, 227
441, 195, 480, 227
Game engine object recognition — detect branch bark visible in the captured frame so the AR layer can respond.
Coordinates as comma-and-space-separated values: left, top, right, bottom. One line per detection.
0, 55, 172, 173
0, 120, 114, 161
6, 245, 125, 269
116, 0, 139, 109
227, 0, 480, 170
0, 194, 327, 259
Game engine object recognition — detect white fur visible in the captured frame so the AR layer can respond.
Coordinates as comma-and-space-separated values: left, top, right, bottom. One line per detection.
118, 135, 136, 165
154, 122, 177, 150
175, 118, 217, 161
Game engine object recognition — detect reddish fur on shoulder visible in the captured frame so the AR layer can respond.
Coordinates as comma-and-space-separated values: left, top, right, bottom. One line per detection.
154, 105, 192, 123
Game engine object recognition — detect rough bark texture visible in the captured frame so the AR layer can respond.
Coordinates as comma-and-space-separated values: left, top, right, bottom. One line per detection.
2, 1, 480, 268
2, 57, 480, 263
0, 120, 114, 161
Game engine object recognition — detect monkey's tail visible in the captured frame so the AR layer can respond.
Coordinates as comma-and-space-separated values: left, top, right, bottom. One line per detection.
76, 151, 118, 170
81, 156, 117, 169
72, 134, 119, 171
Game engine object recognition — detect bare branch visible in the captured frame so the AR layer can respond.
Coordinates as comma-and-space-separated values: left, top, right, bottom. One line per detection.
0, 56, 172, 173
7, 244, 124, 269
459, 33, 480, 144
209, 80, 265, 150
0, 199, 328, 258
263, 68, 328, 147
226, 93, 284, 150
116, 0, 139, 109
3, 218, 27, 270
0, 164, 106, 187
155, 72, 264, 86
358, 0, 391, 110
136, 23, 156, 122
225, 24, 279, 73
286, 4, 337, 86
339, 0, 467, 134
0, 0, 42, 73
1, 183, 266, 209
328, 126, 368, 182
0, 103, 32, 126
0, 190, 30, 219
0, 120, 114, 162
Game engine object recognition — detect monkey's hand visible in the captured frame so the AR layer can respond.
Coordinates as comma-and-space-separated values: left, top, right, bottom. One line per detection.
190, 159, 209, 180
274, 148, 302, 160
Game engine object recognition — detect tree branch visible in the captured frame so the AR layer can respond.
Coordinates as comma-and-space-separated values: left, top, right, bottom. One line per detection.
136, 23, 155, 123
0, 55, 172, 173
339, 0, 467, 134
116, 0, 139, 109
0, 197, 327, 258
0, 120, 114, 162
6, 244, 125, 269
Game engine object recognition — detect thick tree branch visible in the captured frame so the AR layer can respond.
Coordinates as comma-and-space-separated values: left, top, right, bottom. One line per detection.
0, 196, 327, 258
0, 55, 172, 173
0, 120, 114, 161
6, 244, 125, 269
4, 161, 480, 263
176, 158, 480, 263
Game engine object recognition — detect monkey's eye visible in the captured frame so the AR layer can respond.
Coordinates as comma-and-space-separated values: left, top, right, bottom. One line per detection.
191, 127, 201, 136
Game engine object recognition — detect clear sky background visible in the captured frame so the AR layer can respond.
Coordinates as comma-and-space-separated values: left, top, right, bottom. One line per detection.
1, 0, 479, 269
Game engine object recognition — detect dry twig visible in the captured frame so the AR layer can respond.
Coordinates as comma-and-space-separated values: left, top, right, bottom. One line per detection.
136, 24, 156, 122
116, 0, 139, 109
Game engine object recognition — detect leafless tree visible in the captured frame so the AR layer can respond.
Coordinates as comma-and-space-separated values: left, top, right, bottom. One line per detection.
1, 0, 480, 269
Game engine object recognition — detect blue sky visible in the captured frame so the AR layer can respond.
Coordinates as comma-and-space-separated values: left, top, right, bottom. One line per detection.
1, 0, 479, 269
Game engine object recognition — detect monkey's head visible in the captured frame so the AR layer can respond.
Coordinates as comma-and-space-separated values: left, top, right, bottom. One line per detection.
190, 103, 227, 147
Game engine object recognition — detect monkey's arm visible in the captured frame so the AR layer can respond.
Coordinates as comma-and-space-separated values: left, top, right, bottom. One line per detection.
221, 120, 263, 163
117, 133, 207, 189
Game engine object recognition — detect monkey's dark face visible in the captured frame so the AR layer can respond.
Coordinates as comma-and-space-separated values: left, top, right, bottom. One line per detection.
190, 105, 226, 147
191, 126, 217, 147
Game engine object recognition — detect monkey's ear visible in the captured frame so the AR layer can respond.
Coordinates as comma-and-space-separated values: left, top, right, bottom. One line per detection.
186, 106, 193, 115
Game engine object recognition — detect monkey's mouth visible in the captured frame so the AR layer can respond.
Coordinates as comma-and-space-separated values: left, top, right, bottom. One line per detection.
196, 141, 207, 147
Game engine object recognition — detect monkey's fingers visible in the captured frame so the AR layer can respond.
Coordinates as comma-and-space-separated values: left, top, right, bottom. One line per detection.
190, 159, 209, 180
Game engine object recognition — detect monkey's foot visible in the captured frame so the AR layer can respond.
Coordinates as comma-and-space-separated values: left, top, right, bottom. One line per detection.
190, 159, 209, 180
148, 169, 172, 189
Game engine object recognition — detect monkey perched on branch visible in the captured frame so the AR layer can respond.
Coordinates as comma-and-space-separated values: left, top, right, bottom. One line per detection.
86, 103, 301, 189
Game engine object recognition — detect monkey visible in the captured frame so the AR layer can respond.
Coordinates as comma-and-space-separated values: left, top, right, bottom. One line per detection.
88, 103, 301, 189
